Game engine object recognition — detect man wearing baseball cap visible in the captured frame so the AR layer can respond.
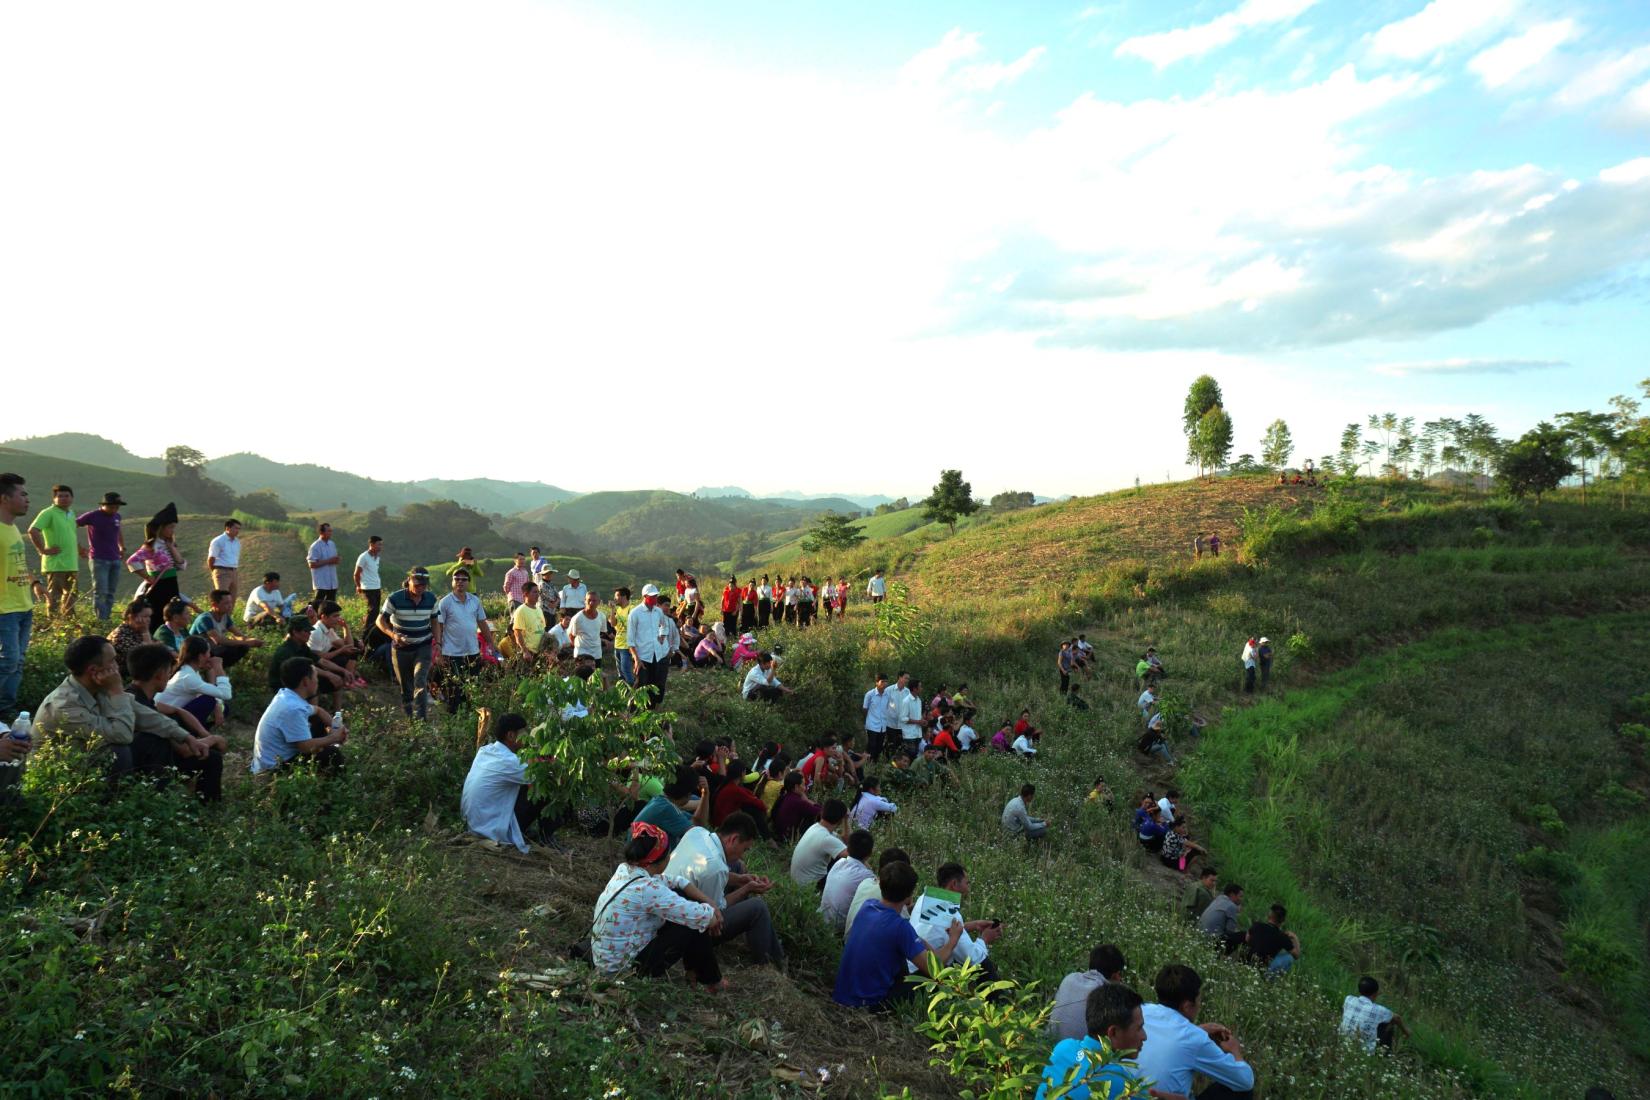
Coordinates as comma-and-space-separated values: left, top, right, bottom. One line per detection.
558, 569, 587, 614
627, 583, 673, 710
77, 491, 128, 620
378, 567, 441, 719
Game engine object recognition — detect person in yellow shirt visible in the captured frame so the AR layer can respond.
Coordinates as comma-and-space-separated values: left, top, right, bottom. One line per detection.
2, 473, 48, 725
510, 583, 548, 666
611, 586, 634, 686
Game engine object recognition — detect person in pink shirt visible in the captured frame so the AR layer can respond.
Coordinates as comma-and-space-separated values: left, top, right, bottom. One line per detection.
501, 552, 531, 613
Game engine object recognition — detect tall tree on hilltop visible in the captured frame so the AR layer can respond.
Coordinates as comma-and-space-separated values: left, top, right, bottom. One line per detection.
1183, 375, 1224, 472
922, 470, 979, 533
1190, 407, 1235, 476
1260, 419, 1294, 470
988, 490, 1036, 513
1496, 423, 1576, 503
164, 445, 208, 479
1337, 424, 1364, 477
1556, 409, 1617, 503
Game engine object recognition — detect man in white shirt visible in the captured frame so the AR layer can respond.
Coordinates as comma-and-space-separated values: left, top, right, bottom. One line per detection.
546, 607, 574, 661
867, 569, 887, 602
665, 813, 784, 967
461, 712, 550, 853
309, 600, 363, 687
862, 673, 893, 760
1138, 684, 1158, 719
527, 546, 546, 581
435, 568, 492, 714
207, 518, 242, 599
789, 799, 849, 886
956, 719, 977, 752
910, 862, 1002, 981
306, 523, 341, 604
820, 828, 875, 931
741, 653, 789, 702
897, 676, 926, 757
1339, 976, 1408, 1052
626, 583, 673, 709
1136, 964, 1255, 1099
244, 572, 295, 628
252, 657, 346, 775
568, 591, 606, 678
557, 569, 588, 616
353, 535, 385, 641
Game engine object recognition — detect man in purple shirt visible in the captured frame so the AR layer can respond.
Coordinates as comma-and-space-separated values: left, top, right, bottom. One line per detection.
77, 492, 127, 621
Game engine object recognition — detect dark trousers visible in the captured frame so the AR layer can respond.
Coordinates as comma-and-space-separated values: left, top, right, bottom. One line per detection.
1059, 671, 1070, 693
142, 575, 180, 622
1244, 666, 1256, 693
312, 587, 337, 606
798, 603, 813, 627
1198, 1087, 1252, 1100
866, 727, 888, 760
1260, 660, 1271, 688
211, 644, 247, 670
361, 589, 383, 644
633, 921, 721, 984
722, 610, 737, 638
393, 642, 433, 718
637, 658, 669, 709
112, 731, 225, 802
746, 686, 784, 703
739, 604, 756, 632
439, 653, 480, 714
757, 598, 771, 627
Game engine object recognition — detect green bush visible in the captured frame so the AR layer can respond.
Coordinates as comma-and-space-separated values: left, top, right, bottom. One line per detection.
1514, 846, 1580, 886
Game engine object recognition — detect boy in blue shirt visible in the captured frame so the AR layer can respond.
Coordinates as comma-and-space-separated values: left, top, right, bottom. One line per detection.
1036, 983, 1176, 1099
833, 860, 961, 1009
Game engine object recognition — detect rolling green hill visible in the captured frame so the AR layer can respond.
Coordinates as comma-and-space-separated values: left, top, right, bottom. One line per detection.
754, 503, 982, 566
0, 447, 230, 520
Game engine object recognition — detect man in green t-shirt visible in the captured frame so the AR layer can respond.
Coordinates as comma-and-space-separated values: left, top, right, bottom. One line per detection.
2, 473, 47, 727
27, 484, 83, 618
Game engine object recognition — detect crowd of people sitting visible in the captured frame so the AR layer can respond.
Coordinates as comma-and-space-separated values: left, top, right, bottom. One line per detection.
0, 471, 1458, 1099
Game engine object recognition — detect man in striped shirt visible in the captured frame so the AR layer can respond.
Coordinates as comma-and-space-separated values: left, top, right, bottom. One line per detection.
378, 567, 442, 719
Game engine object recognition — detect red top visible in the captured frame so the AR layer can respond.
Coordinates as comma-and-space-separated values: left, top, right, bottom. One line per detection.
1014, 718, 1032, 736
675, 577, 687, 597
712, 781, 768, 827
721, 586, 739, 613
931, 729, 960, 754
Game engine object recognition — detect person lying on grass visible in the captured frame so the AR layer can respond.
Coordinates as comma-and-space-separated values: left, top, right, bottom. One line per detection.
591, 820, 725, 992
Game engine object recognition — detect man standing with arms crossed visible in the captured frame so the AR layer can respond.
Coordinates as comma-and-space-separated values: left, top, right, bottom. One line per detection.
207, 518, 242, 601
77, 492, 127, 620
307, 522, 341, 605
28, 484, 82, 619
627, 583, 672, 710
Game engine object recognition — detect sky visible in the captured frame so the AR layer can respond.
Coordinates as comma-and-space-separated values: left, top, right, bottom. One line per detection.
3, 0, 1647, 501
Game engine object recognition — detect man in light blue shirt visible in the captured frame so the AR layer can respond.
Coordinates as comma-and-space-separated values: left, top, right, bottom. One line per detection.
1135, 964, 1254, 1099
252, 657, 347, 774
626, 583, 672, 710
435, 569, 493, 715
1035, 982, 1157, 1100
862, 673, 892, 760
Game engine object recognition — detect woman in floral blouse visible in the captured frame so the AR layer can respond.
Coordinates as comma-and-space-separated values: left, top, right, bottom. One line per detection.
105, 600, 154, 676
591, 821, 725, 989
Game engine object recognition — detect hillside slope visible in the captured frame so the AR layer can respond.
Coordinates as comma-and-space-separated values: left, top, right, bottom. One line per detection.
0, 447, 231, 519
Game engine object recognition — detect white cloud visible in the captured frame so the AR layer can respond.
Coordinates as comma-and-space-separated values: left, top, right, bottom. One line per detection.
1627, 78, 1650, 122
1468, 20, 1578, 88
1372, 357, 1567, 377
1370, 0, 1519, 61
1553, 44, 1650, 106
1115, 0, 1317, 68
1600, 157, 1650, 184
901, 28, 1044, 93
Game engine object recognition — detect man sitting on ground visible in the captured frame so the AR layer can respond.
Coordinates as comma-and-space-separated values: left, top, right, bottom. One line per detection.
632, 765, 713, 855
245, 572, 296, 628
154, 599, 192, 653
251, 658, 348, 775
741, 652, 791, 702
1182, 867, 1218, 923
125, 641, 225, 801
1339, 975, 1409, 1052
1243, 904, 1301, 978
1197, 883, 1247, 954
665, 812, 784, 969
267, 618, 348, 699
911, 861, 1003, 982
461, 712, 554, 852
790, 798, 849, 888
1049, 944, 1127, 1042
1036, 983, 1163, 1100
1003, 783, 1049, 839
820, 829, 876, 931
1136, 964, 1254, 1100
309, 600, 366, 687
191, 589, 264, 668
833, 860, 960, 1010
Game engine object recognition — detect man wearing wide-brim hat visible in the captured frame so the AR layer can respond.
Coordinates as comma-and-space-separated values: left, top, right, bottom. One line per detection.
557, 568, 587, 614
77, 491, 129, 621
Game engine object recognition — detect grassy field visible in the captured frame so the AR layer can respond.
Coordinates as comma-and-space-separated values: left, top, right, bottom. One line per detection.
5, 476, 1649, 1097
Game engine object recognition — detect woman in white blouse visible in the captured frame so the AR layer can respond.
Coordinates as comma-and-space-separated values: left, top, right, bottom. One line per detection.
157, 635, 233, 729
590, 821, 725, 990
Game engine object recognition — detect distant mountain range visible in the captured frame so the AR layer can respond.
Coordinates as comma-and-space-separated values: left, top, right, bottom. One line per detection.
693, 486, 894, 510
2, 434, 577, 515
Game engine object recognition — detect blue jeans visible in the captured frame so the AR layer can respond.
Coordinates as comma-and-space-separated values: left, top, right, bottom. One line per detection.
0, 610, 33, 721
617, 649, 636, 686
92, 558, 123, 620
1266, 952, 1296, 978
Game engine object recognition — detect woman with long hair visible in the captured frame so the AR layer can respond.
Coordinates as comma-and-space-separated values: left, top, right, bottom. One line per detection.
156, 634, 232, 730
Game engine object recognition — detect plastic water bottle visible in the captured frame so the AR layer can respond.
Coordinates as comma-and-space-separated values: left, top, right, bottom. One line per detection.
330, 710, 343, 733
10, 711, 32, 743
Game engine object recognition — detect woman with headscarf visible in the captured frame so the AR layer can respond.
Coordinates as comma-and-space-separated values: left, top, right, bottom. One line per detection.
589, 821, 724, 989
127, 502, 184, 622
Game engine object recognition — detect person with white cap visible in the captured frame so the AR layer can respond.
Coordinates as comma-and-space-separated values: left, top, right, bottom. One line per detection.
627, 583, 672, 709
534, 562, 558, 614
1257, 636, 1274, 689
558, 569, 587, 613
